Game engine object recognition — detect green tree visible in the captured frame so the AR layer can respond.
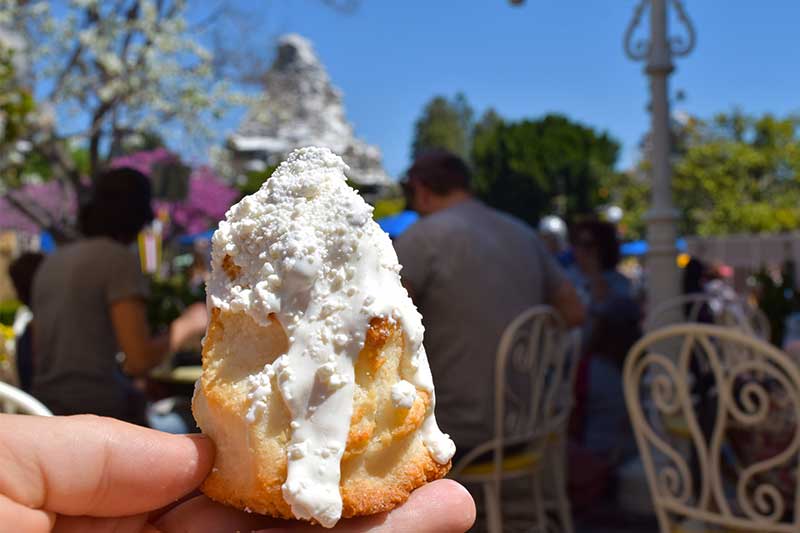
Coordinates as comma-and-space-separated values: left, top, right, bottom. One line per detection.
0, 46, 36, 189
238, 165, 278, 197
471, 108, 503, 170
598, 170, 648, 240
673, 111, 800, 236
411, 93, 473, 160
2, 1, 247, 192
1, 0, 246, 237
471, 113, 620, 226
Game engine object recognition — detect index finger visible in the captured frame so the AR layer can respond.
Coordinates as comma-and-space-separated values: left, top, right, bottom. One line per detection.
0, 414, 213, 517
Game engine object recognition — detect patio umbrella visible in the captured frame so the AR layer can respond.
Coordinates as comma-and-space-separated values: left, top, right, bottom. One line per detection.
377, 210, 418, 239
621, 238, 687, 257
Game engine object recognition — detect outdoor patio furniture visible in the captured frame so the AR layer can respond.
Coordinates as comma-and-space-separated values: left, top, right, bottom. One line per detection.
0, 380, 52, 416
451, 306, 579, 533
624, 323, 800, 533
644, 293, 770, 341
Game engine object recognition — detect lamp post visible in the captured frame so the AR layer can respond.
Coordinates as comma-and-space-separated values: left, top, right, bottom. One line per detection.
625, 0, 695, 313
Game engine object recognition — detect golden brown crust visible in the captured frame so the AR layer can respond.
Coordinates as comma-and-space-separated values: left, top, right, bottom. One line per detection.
193, 309, 451, 522
221, 254, 242, 280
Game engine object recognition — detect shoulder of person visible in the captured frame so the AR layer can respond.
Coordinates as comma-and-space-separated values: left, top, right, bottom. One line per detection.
398, 208, 461, 243
34, 240, 80, 272
88, 237, 136, 256
596, 271, 632, 303
481, 202, 538, 236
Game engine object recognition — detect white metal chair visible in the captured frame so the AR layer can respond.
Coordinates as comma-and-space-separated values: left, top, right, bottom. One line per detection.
0, 381, 52, 416
624, 323, 800, 533
644, 293, 770, 341
451, 306, 578, 533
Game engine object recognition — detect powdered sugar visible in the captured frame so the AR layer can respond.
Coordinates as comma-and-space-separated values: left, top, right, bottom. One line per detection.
391, 380, 417, 409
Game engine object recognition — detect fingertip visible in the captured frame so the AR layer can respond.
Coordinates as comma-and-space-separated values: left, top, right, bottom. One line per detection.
422, 479, 476, 532
183, 433, 216, 465
169, 433, 215, 486
442, 480, 477, 531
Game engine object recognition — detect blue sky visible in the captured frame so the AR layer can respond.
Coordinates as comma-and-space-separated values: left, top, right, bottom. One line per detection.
220, 0, 800, 178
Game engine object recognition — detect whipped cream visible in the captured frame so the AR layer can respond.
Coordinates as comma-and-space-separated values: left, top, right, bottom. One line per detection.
207, 147, 455, 528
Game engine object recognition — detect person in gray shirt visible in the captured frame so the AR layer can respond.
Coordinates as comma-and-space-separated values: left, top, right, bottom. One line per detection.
394, 151, 584, 456
32, 167, 206, 424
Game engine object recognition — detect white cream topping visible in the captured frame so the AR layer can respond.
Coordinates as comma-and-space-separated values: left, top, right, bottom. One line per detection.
391, 380, 417, 409
207, 147, 455, 528
245, 364, 275, 423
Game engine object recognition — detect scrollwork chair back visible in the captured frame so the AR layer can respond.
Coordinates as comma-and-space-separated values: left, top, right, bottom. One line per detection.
497, 306, 574, 466
624, 324, 800, 532
0, 381, 52, 416
644, 293, 770, 341
451, 305, 578, 533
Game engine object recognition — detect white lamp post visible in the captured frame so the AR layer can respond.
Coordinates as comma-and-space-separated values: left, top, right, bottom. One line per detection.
625, 0, 695, 312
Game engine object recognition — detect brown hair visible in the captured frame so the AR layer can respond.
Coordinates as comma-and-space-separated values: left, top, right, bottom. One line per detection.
570, 219, 620, 270
79, 167, 154, 244
404, 150, 471, 195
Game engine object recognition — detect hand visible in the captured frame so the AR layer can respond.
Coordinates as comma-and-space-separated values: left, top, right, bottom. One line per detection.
171, 302, 208, 351
0, 414, 476, 532
179, 302, 209, 335
158, 478, 476, 532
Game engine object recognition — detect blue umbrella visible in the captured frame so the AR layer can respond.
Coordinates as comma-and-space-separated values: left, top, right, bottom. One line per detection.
620, 240, 648, 256
377, 210, 419, 238
39, 231, 55, 253
620, 238, 687, 256
178, 229, 215, 245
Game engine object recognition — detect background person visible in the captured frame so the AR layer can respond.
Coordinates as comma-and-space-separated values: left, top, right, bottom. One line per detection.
31, 167, 207, 425
394, 150, 584, 460
566, 218, 642, 509
7, 252, 44, 392
569, 219, 633, 306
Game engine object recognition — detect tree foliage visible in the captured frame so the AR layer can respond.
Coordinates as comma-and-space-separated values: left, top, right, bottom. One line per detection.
411, 93, 473, 161
574, 111, 800, 240
0, 45, 36, 188
673, 112, 800, 236
0, 0, 246, 237
598, 170, 648, 240
471, 113, 620, 227
2, 0, 242, 181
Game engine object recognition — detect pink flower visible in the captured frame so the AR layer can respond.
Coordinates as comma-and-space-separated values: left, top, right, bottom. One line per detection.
111, 149, 238, 238
0, 181, 77, 234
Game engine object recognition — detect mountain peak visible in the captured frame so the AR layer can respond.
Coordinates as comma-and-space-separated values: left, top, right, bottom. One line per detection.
274, 34, 320, 70
230, 34, 390, 187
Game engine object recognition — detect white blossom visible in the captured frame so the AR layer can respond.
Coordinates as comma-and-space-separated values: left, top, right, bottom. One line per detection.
1, 0, 245, 190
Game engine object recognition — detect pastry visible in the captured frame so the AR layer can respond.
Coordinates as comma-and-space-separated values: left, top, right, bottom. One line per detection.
193, 147, 455, 527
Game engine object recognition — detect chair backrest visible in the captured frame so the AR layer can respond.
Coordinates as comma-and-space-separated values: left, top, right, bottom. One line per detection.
495, 306, 574, 445
450, 305, 578, 482
493, 306, 578, 475
645, 293, 770, 341
0, 381, 52, 416
624, 323, 800, 533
